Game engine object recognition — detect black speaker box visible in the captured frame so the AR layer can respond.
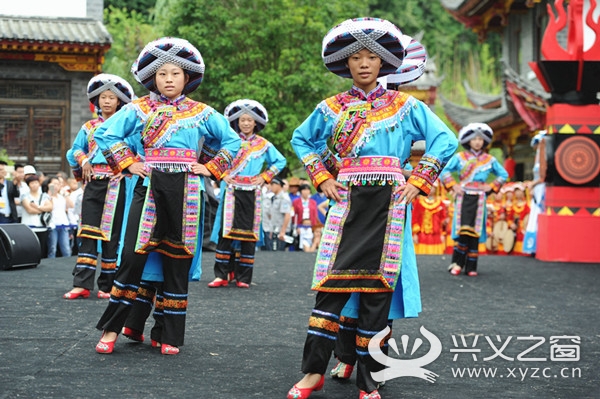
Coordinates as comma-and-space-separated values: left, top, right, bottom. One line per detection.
0, 224, 41, 270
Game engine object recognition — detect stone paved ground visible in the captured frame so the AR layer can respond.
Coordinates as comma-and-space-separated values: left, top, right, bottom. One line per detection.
0, 251, 598, 399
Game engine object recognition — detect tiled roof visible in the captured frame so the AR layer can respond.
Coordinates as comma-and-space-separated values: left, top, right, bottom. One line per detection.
0, 15, 111, 45
464, 81, 503, 108
441, 94, 513, 126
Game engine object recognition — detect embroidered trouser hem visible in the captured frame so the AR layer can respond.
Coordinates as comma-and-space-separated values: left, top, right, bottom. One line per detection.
301, 291, 392, 393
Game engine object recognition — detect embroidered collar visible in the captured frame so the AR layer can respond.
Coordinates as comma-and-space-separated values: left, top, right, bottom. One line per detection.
239, 132, 256, 141
348, 83, 386, 102
158, 94, 186, 106
470, 149, 484, 158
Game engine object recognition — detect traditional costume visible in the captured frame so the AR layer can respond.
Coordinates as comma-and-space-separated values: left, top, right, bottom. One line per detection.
412, 189, 448, 254
441, 123, 508, 275
289, 18, 457, 397
508, 182, 530, 255
65, 74, 134, 298
523, 131, 547, 255
209, 99, 286, 287
94, 37, 241, 353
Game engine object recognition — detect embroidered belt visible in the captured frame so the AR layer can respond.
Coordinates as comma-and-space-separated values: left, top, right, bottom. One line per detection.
337, 156, 404, 186
91, 164, 114, 179
231, 175, 259, 191
145, 148, 197, 172
462, 181, 487, 193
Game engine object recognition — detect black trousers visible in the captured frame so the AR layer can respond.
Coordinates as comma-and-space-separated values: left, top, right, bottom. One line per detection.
72, 179, 126, 292
451, 235, 480, 273
96, 175, 192, 346
213, 237, 256, 284
301, 291, 393, 393
334, 317, 393, 366
123, 281, 166, 344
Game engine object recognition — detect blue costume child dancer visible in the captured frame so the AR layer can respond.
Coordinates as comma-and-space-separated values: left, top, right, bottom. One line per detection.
93, 37, 240, 355
64, 74, 134, 300
442, 123, 508, 276
208, 99, 286, 288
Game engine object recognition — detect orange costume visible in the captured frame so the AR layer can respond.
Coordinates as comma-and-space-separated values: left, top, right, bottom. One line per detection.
412, 196, 447, 254
508, 196, 530, 255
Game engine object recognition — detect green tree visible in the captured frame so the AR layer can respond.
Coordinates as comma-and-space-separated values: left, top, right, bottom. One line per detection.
105, 0, 157, 18
102, 6, 163, 95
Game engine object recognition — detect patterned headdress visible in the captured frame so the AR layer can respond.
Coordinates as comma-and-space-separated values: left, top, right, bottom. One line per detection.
87, 73, 134, 112
458, 123, 494, 149
385, 35, 427, 86
131, 37, 205, 95
322, 17, 405, 78
530, 130, 547, 148
223, 99, 269, 132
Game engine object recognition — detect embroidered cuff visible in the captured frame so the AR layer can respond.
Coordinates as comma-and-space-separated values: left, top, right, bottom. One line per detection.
205, 148, 235, 180
260, 167, 277, 183
410, 155, 443, 195
71, 165, 83, 181
102, 142, 137, 173
440, 173, 456, 190
302, 152, 336, 188
199, 143, 217, 165
490, 179, 504, 193
73, 150, 88, 167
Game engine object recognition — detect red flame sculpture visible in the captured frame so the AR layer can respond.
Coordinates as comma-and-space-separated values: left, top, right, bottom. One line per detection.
542, 0, 600, 60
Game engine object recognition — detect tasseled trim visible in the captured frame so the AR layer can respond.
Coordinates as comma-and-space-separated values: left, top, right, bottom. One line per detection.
337, 156, 404, 187
144, 148, 197, 173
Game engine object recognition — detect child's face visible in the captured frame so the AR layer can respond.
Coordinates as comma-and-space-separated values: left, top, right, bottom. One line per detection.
98, 90, 119, 117
238, 114, 256, 136
515, 189, 524, 199
469, 136, 485, 151
155, 63, 188, 100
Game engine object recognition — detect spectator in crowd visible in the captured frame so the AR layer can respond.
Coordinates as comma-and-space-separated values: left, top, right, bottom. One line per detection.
66, 177, 83, 255
263, 177, 291, 251
0, 161, 20, 224
12, 163, 25, 222
45, 176, 73, 258
21, 175, 52, 256
292, 184, 319, 252
288, 176, 301, 203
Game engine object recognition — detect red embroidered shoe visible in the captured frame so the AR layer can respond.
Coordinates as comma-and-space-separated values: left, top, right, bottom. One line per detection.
467, 271, 478, 277
449, 264, 462, 276
95, 332, 118, 354
161, 344, 179, 355
359, 389, 381, 399
207, 279, 229, 288
287, 375, 325, 399
97, 291, 110, 299
236, 281, 250, 288
122, 327, 144, 343
63, 289, 90, 300
330, 361, 354, 379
